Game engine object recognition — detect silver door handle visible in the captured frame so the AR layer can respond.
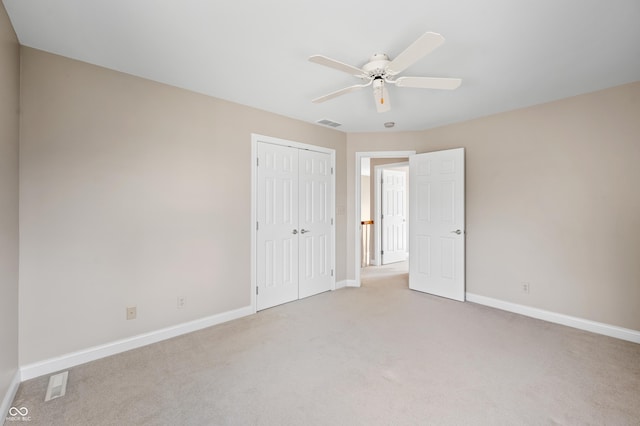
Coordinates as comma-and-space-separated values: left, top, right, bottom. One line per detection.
451, 229, 462, 235
300, 229, 310, 234
292, 229, 298, 235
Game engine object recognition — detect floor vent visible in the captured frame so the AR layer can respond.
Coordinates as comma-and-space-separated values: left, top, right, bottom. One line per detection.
44, 371, 69, 402
316, 119, 342, 128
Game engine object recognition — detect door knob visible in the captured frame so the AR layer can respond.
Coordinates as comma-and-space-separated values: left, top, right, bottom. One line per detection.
451, 229, 462, 235
292, 229, 298, 235
300, 229, 310, 234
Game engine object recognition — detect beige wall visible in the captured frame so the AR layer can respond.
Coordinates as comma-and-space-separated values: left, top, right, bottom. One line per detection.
360, 175, 370, 221
11, 40, 640, 368
0, 1, 20, 406
347, 82, 640, 330
369, 157, 408, 219
19, 48, 347, 365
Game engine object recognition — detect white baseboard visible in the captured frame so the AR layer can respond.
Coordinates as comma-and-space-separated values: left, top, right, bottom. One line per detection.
466, 293, 640, 344
1, 370, 21, 420
20, 305, 253, 381
336, 280, 359, 289
336, 280, 347, 289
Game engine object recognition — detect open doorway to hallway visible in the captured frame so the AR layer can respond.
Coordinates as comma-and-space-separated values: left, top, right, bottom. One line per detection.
359, 154, 410, 283
355, 148, 466, 300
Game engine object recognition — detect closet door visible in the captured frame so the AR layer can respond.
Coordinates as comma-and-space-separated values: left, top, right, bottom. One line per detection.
256, 143, 299, 310
298, 149, 333, 299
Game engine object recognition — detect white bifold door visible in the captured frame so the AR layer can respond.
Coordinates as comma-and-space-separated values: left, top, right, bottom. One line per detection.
409, 148, 465, 301
381, 169, 408, 264
256, 142, 333, 311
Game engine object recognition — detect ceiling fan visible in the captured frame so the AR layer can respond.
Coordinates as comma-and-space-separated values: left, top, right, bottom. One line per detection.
309, 31, 461, 113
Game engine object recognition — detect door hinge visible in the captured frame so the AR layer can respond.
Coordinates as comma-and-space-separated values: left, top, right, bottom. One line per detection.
256, 221, 259, 231
256, 157, 259, 167
381, 250, 384, 255
331, 167, 334, 175
256, 286, 259, 295
331, 269, 334, 277
331, 218, 334, 225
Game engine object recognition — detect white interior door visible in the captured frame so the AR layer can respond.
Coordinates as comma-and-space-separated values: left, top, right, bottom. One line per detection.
256, 142, 334, 310
256, 143, 299, 310
409, 148, 465, 301
381, 169, 408, 264
298, 149, 333, 298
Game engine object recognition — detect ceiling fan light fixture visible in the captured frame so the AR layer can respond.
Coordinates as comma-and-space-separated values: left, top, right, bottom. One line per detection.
373, 79, 384, 103
372, 78, 390, 112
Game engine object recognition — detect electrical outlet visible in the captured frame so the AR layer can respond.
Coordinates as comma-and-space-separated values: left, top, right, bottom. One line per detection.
126, 306, 137, 320
177, 296, 186, 309
521, 282, 530, 294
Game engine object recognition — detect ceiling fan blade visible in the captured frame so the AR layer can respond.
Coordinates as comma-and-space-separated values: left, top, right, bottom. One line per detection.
386, 32, 445, 76
309, 55, 366, 77
394, 76, 462, 90
312, 83, 370, 103
373, 80, 391, 113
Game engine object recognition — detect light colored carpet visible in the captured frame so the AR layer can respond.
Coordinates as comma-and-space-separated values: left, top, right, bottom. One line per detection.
8, 263, 640, 425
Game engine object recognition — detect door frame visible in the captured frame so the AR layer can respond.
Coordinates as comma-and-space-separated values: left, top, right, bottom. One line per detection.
373, 161, 409, 266
251, 134, 336, 313
354, 151, 415, 287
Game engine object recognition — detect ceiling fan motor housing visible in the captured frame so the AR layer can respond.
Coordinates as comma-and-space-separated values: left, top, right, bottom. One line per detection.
363, 53, 391, 78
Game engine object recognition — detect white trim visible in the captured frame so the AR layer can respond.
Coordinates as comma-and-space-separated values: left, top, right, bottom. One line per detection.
354, 151, 415, 287
466, 293, 640, 344
251, 134, 337, 313
373, 167, 381, 266
250, 137, 258, 314
20, 305, 253, 380
335, 280, 347, 289
336, 279, 358, 288
1, 370, 21, 420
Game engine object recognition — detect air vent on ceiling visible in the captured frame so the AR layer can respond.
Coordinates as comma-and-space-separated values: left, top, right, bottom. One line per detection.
316, 119, 342, 128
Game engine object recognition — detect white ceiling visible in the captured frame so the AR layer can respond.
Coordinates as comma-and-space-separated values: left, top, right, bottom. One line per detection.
4, 0, 640, 133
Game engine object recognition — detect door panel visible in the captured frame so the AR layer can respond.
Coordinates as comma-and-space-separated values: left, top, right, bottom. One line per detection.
256, 143, 299, 310
299, 149, 333, 299
257, 143, 333, 310
409, 148, 465, 301
381, 169, 408, 264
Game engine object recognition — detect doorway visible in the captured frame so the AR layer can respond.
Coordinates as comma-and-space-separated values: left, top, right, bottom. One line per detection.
355, 151, 415, 287
355, 149, 466, 301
